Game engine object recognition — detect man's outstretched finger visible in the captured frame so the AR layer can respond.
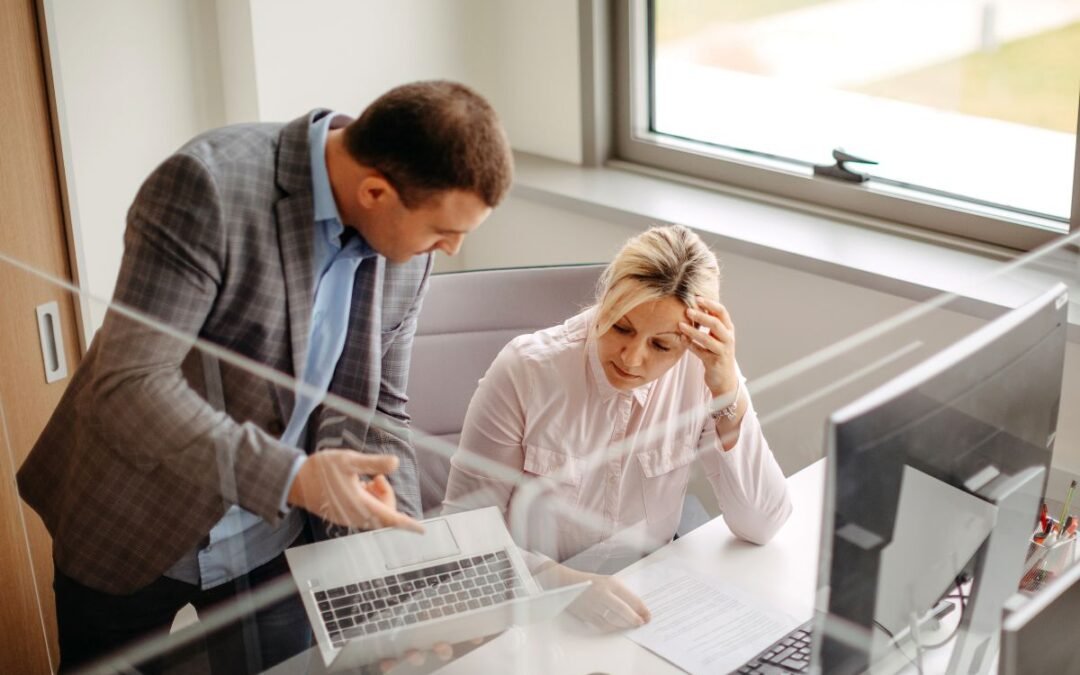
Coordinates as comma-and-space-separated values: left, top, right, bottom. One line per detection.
367, 474, 396, 508
352, 488, 425, 534
391, 512, 425, 534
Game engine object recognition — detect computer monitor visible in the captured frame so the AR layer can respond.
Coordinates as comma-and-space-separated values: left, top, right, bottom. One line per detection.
813, 283, 1068, 675
1000, 551, 1080, 675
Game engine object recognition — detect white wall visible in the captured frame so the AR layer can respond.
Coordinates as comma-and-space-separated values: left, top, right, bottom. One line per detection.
464, 0, 583, 163
214, 0, 260, 123
246, 0, 475, 122
47, 0, 225, 335
49, 0, 583, 335
244, 0, 583, 161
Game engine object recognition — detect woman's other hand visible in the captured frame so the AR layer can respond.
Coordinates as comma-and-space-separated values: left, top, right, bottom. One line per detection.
571, 573, 651, 630
536, 563, 650, 631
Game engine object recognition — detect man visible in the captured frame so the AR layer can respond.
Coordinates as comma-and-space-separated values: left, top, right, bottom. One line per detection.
17, 80, 513, 673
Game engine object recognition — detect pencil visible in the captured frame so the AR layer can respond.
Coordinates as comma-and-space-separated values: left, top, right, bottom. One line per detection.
1059, 480, 1077, 530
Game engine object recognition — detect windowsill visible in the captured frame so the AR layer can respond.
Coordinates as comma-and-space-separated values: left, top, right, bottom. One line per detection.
510, 151, 1080, 342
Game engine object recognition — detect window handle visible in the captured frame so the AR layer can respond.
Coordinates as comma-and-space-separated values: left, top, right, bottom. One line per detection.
813, 148, 878, 183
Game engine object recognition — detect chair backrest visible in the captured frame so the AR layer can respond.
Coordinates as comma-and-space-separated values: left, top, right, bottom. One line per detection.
407, 264, 605, 515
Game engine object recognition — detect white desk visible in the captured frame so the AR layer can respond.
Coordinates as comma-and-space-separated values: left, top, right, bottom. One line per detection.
269, 457, 980, 674
433, 459, 827, 675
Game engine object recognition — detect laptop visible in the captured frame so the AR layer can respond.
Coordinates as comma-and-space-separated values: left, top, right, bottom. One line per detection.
285, 506, 589, 671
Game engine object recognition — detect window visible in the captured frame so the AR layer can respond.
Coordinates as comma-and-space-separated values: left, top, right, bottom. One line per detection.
614, 0, 1079, 250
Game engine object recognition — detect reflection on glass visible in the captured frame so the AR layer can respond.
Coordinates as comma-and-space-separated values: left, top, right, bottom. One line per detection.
4, 191, 1080, 674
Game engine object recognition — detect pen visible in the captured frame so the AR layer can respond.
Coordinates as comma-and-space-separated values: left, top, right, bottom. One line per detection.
1043, 517, 1056, 536
1058, 480, 1077, 532
1039, 503, 1049, 532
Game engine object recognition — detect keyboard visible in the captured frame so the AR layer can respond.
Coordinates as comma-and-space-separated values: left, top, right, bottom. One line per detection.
311, 550, 527, 649
735, 620, 814, 674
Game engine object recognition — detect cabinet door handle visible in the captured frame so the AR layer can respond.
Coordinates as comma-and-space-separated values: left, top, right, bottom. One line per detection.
36, 301, 68, 383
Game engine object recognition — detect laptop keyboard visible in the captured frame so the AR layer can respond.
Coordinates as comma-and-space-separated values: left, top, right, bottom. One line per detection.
736, 620, 813, 674
311, 550, 527, 648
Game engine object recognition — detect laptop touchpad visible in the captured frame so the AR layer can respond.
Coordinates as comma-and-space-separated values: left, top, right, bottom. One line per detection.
375, 518, 460, 570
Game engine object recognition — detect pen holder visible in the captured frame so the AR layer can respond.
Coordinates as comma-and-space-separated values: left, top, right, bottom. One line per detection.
1019, 536, 1076, 593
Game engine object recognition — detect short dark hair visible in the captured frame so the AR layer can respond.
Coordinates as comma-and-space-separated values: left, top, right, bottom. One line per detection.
343, 80, 513, 208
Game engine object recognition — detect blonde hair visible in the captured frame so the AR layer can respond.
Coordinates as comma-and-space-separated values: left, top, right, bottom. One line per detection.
591, 225, 721, 338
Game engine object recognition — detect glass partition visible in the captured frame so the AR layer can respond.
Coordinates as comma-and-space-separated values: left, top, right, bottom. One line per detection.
2, 224, 1080, 675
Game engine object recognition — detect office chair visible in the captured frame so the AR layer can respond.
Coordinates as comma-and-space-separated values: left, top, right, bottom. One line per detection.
406, 264, 605, 516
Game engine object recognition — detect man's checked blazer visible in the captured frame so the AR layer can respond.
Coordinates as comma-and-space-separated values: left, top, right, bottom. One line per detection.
18, 110, 432, 595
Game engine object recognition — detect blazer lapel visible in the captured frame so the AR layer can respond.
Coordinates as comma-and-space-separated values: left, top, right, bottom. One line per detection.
273, 111, 324, 417
276, 195, 315, 385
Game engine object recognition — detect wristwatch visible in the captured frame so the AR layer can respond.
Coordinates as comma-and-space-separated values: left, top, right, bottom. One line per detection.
709, 379, 742, 422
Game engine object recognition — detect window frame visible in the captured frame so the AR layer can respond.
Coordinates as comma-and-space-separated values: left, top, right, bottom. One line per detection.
608, 0, 1078, 252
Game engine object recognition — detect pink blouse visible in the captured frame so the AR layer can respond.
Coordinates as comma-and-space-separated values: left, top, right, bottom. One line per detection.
442, 309, 792, 571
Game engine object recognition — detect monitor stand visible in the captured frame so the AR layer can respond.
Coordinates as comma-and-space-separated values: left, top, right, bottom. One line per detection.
948, 465, 1044, 675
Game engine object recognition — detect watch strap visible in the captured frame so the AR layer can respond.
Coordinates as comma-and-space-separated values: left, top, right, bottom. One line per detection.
709, 379, 741, 422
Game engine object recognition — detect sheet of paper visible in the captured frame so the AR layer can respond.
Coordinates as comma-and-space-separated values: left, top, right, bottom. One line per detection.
621, 563, 800, 674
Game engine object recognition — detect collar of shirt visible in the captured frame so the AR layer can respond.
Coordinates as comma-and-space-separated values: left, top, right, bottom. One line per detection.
309, 111, 375, 265
581, 310, 653, 407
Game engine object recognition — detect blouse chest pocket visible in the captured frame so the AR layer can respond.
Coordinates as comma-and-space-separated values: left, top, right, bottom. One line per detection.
636, 441, 698, 522
520, 445, 583, 510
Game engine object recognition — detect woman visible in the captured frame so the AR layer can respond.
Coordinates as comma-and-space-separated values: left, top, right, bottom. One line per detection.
442, 225, 792, 630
